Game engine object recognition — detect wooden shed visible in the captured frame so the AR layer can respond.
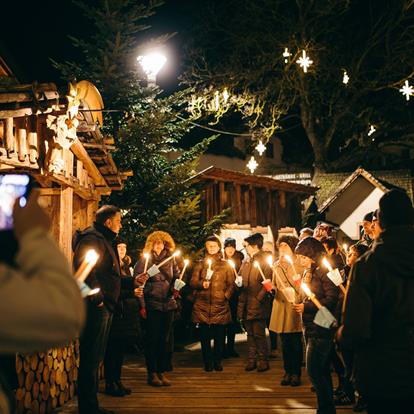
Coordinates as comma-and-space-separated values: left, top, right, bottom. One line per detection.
0, 80, 128, 413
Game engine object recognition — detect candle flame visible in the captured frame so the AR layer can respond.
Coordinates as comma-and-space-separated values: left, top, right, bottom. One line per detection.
143, 252, 150, 259
228, 259, 235, 269
184, 259, 189, 266
173, 250, 181, 257
266, 255, 273, 266
85, 249, 99, 265
284, 254, 293, 265
322, 258, 333, 272
207, 258, 212, 265
342, 243, 348, 252
301, 282, 312, 297
253, 261, 260, 268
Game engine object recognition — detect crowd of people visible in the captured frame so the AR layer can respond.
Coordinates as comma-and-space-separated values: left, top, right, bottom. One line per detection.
1, 188, 414, 414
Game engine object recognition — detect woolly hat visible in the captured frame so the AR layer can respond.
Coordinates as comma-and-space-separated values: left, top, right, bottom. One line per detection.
363, 211, 374, 222
379, 189, 414, 229
295, 236, 325, 264
244, 232, 264, 248
224, 237, 236, 248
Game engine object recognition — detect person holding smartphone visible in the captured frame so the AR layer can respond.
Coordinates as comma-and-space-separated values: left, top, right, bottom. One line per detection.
0, 188, 85, 414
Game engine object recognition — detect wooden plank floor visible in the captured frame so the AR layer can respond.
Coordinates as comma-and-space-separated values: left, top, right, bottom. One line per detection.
55, 334, 354, 413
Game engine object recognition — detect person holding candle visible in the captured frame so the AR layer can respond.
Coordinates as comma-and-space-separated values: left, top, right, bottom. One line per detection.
269, 235, 304, 386
339, 190, 414, 414
292, 236, 339, 414
191, 236, 235, 372
223, 237, 244, 358
321, 237, 345, 271
133, 231, 179, 387
237, 232, 273, 373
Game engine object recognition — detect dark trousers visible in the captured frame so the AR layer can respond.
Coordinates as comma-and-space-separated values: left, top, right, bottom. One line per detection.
280, 332, 303, 376
366, 398, 414, 414
306, 337, 336, 414
144, 310, 174, 374
78, 303, 113, 414
223, 322, 237, 352
244, 319, 268, 360
199, 324, 225, 365
104, 337, 125, 383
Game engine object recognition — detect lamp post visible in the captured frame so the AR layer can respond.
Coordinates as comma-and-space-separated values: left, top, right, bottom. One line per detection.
137, 52, 167, 87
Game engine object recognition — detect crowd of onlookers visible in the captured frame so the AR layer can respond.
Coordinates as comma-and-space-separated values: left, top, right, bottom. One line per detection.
1, 188, 413, 414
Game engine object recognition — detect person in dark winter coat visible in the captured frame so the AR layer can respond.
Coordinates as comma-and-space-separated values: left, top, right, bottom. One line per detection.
134, 231, 179, 387
223, 237, 244, 358
73, 205, 127, 414
237, 233, 273, 372
104, 241, 141, 397
339, 190, 414, 414
191, 236, 235, 372
293, 236, 339, 414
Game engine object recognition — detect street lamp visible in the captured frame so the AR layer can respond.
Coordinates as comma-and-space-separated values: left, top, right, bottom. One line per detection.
137, 52, 167, 87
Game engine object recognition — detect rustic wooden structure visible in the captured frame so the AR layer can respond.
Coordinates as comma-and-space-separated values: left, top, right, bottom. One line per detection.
193, 166, 317, 230
0, 80, 128, 413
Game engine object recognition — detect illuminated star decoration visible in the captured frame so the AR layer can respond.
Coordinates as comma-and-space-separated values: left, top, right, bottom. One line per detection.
247, 156, 258, 174
399, 80, 414, 101
283, 47, 291, 63
368, 125, 376, 137
296, 50, 313, 73
255, 140, 267, 156
343, 70, 350, 85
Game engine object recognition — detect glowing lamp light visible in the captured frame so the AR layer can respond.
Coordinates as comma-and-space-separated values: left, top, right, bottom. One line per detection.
184, 259, 189, 266
282, 47, 291, 63
296, 50, 313, 73
247, 156, 258, 174
368, 125, 376, 137
173, 250, 181, 257
137, 52, 167, 85
322, 257, 334, 272
343, 70, 350, 85
399, 80, 414, 101
255, 140, 267, 156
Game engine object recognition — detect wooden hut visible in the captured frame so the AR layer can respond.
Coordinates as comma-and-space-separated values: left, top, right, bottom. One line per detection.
0, 80, 128, 413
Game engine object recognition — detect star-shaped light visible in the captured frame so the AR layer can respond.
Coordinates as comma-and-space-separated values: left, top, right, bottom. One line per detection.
399, 80, 414, 101
255, 140, 267, 156
247, 156, 258, 174
368, 125, 376, 136
343, 70, 350, 85
282, 47, 291, 63
296, 50, 313, 73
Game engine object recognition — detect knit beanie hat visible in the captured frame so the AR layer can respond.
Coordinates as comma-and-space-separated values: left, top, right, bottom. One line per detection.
224, 237, 236, 248
379, 190, 414, 229
295, 236, 325, 264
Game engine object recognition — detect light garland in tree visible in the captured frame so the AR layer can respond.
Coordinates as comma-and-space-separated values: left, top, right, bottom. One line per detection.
399, 80, 414, 101
255, 140, 267, 155
368, 125, 376, 136
247, 156, 258, 173
342, 70, 350, 85
296, 50, 313, 73
283, 48, 291, 63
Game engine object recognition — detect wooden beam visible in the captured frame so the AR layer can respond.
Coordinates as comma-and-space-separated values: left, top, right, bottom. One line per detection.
250, 186, 257, 227
59, 187, 74, 259
234, 184, 242, 224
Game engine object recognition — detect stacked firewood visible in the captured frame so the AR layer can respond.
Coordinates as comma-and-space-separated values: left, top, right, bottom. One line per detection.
15, 341, 80, 414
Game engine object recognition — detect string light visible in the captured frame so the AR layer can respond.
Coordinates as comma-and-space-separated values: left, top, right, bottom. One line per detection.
247, 156, 258, 173
368, 125, 376, 137
342, 70, 350, 85
214, 91, 220, 110
296, 50, 313, 73
399, 80, 414, 101
223, 88, 230, 103
255, 140, 267, 156
283, 47, 291, 63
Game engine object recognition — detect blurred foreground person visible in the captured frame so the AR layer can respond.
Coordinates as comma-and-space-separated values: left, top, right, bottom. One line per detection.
0, 191, 85, 414
339, 190, 414, 414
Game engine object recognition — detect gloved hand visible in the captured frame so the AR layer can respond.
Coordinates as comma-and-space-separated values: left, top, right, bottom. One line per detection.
173, 289, 180, 299
139, 308, 147, 320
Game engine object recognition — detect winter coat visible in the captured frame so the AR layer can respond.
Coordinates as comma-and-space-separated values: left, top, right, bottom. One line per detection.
72, 222, 122, 312
224, 250, 244, 272
269, 258, 303, 334
191, 253, 234, 325
134, 249, 179, 312
224, 250, 244, 320
237, 250, 273, 321
302, 265, 339, 339
341, 226, 414, 400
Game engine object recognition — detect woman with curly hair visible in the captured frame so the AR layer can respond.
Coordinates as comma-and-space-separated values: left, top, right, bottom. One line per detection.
134, 231, 180, 387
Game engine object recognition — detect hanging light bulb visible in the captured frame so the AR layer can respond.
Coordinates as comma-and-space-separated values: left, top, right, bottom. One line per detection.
342, 70, 350, 85
255, 140, 267, 156
296, 50, 313, 73
247, 156, 258, 174
399, 80, 414, 101
368, 125, 376, 137
282, 47, 291, 63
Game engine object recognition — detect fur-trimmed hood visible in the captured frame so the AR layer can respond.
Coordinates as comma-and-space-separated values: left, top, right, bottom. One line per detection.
143, 231, 176, 254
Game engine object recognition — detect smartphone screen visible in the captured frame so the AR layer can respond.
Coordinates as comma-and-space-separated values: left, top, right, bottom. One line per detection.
0, 174, 31, 230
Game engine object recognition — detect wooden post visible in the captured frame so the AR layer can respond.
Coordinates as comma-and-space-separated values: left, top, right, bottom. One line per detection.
28, 116, 38, 164
234, 184, 242, 224
219, 181, 226, 211
4, 117, 14, 155
250, 185, 257, 227
59, 187, 74, 259
16, 119, 28, 162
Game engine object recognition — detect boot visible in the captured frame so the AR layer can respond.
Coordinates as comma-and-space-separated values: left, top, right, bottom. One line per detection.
147, 372, 163, 387
104, 382, 126, 397
204, 361, 213, 372
214, 361, 223, 371
245, 359, 257, 371
158, 373, 171, 386
115, 381, 131, 395
257, 359, 270, 372
280, 374, 291, 386
290, 375, 301, 387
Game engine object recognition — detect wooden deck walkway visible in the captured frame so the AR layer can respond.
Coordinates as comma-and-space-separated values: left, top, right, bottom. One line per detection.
55, 334, 354, 414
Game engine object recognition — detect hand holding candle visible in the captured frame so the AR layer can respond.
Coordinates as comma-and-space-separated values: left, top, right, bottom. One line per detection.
75, 249, 99, 283
301, 282, 322, 309
322, 258, 346, 294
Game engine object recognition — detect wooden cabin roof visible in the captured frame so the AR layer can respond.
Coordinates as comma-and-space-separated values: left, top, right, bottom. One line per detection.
193, 166, 317, 196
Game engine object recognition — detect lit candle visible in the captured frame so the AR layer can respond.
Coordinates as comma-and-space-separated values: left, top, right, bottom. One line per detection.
322, 257, 333, 272
158, 250, 181, 268
143, 252, 150, 273
267, 255, 284, 287
301, 282, 322, 309
179, 259, 190, 280
75, 249, 99, 282
342, 243, 348, 253
207, 258, 212, 271
228, 259, 238, 278
322, 258, 346, 294
253, 261, 266, 281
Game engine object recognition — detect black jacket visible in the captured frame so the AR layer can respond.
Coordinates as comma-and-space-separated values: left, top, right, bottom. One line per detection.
341, 226, 414, 399
73, 223, 122, 312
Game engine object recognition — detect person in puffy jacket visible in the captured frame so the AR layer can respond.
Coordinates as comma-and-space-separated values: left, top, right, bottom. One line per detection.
293, 236, 338, 414
134, 231, 179, 387
191, 236, 234, 372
